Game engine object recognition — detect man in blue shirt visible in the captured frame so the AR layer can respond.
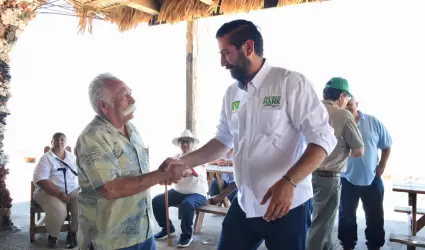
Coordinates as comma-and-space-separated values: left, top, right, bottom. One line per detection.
209, 149, 237, 203
339, 97, 392, 250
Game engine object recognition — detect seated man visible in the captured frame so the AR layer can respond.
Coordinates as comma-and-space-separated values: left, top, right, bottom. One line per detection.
33, 132, 79, 248
152, 129, 208, 248
208, 149, 237, 204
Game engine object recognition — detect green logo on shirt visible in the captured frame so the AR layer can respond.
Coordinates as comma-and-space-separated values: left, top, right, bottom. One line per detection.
263, 96, 281, 108
231, 101, 240, 113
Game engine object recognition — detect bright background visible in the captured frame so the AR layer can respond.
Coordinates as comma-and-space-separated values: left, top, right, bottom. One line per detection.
5, 0, 425, 202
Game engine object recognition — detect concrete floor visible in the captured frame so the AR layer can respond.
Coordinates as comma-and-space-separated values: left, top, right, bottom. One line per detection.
1, 163, 425, 249
1, 190, 425, 250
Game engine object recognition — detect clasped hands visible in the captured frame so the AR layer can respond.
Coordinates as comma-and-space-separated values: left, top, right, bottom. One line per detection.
158, 157, 189, 185
55, 191, 76, 204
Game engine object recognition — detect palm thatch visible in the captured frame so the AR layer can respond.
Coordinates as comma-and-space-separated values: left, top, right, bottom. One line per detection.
65, 0, 324, 32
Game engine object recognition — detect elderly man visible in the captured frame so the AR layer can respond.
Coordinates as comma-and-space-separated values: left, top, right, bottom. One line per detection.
338, 98, 392, 250
75, 73, 183, 250
152, 129, 208, 248
160, 19, 337, 250
307, 77, 364, 250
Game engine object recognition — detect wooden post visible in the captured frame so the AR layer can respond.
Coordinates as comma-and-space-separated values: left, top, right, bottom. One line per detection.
186, 20, 198, 135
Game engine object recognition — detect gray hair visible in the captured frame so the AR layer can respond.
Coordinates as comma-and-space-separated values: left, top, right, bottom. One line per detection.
88, 73, 120, 115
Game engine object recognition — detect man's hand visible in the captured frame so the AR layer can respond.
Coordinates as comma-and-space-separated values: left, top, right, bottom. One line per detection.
260, 178, 295, 222
158, 158, 188, 185
217, 159, 226, 166
158, 157, 175, 172
376, 164, 386, 176
182, 169, 192, 177
208, 195, 222, 206
56, 192, 70, 203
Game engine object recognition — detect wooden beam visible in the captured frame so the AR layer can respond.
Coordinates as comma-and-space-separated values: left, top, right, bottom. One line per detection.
186, 20, 198, 135
199, 0, 214, 5
149, 0, 331, 26
124, 0, 159, 15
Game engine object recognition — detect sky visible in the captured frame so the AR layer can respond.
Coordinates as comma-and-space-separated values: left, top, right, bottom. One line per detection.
4, 0, 425, 189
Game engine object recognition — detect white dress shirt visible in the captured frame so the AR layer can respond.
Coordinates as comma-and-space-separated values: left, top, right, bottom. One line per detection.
215, 61, 337, 218
33, 149, 79, 194
174, 153, 209, 197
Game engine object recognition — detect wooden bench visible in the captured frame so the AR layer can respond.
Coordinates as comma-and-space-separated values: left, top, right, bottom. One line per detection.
389, 233, 425, 248
394, 206, 425, 234
30, 182, 70, 242
193, 204, 228, 235
394, 206, 425, 215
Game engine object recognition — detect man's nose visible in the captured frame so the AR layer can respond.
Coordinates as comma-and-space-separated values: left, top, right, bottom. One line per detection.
129, 95, 135, 104
221, 56, 227, 67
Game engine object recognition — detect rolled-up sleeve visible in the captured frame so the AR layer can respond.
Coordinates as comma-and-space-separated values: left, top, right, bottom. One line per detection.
75, 134, 120, 190
33, 155, 51, 184
215, 95, 233, 148
286, 75, 337, 155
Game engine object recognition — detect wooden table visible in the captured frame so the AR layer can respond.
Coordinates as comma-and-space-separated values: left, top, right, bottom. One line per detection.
393, 183, 425, 249
206, 164, 234, 208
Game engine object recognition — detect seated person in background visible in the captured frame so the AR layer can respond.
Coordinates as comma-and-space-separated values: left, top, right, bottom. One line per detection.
33, 132, 79, 248
152, 129, 208, 248
208, 149, 237, 204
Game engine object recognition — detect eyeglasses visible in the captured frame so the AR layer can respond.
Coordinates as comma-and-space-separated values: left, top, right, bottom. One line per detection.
343, 92, 352, 100
179, 139, 193, 145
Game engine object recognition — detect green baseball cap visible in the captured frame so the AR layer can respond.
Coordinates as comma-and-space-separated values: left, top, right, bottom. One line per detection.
325, 77, 353, 97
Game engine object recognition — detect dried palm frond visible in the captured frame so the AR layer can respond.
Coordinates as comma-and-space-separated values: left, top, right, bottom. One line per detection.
157, 0, 219, 24
106, 6, 152, 31
68, 0, 153, 32
68, 0, 118, 33
219, 0, 263, 14
277, 0, 323, 7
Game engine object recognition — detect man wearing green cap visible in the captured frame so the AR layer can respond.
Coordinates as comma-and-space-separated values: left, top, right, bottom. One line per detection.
307, 77, 364, 250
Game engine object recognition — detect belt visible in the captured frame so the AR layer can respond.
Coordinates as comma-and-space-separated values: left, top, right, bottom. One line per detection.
313, 170, 341, 177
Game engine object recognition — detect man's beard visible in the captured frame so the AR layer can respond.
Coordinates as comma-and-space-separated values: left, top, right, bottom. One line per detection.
229, 53, 251, 83
123, 104, 136, 116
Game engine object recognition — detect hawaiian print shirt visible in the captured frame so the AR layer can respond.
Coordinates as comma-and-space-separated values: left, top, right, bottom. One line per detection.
75, 116, 153, 250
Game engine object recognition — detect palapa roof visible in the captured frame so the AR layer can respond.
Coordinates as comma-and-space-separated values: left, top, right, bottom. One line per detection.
68, 0, 322, 32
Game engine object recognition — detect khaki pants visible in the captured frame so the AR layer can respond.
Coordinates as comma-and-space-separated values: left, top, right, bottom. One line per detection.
34, 189, 79, 237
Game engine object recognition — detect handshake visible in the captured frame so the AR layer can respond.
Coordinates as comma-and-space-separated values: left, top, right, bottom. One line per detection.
158, 157, 189, 185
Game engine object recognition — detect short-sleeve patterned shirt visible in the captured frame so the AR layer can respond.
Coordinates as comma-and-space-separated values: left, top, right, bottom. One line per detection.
75, 116, 154, 250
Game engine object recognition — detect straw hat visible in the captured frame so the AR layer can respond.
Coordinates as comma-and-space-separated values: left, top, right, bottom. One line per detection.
172, 129, 199, 147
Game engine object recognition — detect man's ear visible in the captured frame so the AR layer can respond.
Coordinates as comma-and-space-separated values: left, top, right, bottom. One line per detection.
244, 40, 255, 57
98, 101, 107, 114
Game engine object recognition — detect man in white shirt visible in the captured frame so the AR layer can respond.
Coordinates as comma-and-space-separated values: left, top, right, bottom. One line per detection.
33, 133, 79, 248
152, 130, 208, 248
160, 19, 337, 250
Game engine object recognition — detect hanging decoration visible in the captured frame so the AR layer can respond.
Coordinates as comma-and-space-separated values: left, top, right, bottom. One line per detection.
0, 0, 43, 230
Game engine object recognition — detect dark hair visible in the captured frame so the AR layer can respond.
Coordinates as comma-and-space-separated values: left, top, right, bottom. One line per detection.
323, 88, 344, 101
216, 19, 264, 57
52, 132, 66, 140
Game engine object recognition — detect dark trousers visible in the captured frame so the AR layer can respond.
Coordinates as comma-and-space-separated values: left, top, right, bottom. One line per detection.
152, 189, 207, 238
209, 178, 238, 202
217, 198, 312, 250
117, 237, 156, 250
338, 176, 385, 250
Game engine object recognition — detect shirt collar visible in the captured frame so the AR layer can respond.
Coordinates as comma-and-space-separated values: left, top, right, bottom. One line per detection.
322, 100, 337, 107
238, 59, 272, 90
95, 115, 133, 138
357, 110, 365, 121
48, 149, 71, 161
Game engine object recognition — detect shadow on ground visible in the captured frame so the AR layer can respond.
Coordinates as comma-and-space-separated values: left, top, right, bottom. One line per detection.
1, 183, 425, 250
